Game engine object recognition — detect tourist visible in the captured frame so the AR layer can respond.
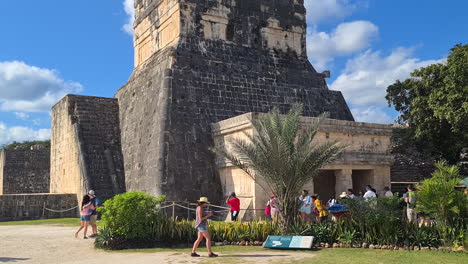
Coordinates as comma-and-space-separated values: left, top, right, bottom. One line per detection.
225, 192, 240, 221
347, 189, 355, 199
267, 195, 280, 222
363, 185, 376, 200
404, 185, 417, 223
88, 190, 101, 237
191, 197, 217, 258
383, 187, 393, 197
75, 194, 94, 239
339, 192, 349, 200
311, 195, 328, 223
298, 190, 312, 223
327, 195, 337, 207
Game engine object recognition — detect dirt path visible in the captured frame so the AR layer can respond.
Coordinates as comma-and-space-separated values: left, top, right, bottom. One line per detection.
0, 225, 315, 264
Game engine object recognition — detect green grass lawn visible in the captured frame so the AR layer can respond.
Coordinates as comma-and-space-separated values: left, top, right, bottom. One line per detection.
0, 218, 105, 227
0, 218, 81, 226
113, 246, 467, 264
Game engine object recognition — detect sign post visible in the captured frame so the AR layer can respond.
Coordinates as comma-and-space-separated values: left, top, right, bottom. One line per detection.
263, 235, 314, 249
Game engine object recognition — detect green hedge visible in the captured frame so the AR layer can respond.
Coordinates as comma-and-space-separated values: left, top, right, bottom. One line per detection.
95, 192, 467, 250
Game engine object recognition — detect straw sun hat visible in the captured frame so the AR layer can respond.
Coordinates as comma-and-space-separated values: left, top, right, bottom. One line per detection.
197, 197, 210, 203
339, 192, 348, 198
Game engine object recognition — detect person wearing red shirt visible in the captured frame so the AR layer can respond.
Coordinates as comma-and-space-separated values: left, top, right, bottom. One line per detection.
226, 192, 241, 221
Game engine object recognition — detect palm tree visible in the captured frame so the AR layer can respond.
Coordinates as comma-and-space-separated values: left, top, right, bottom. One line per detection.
212, 104, 344, 233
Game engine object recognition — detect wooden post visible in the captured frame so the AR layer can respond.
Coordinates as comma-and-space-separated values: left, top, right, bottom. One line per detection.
172, 202, 175, 219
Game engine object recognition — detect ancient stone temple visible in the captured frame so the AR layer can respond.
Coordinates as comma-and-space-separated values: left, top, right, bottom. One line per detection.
212, 113, 394, 220
116, 0, 354, 202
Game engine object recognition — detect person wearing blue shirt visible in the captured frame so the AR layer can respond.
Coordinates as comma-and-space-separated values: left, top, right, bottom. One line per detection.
88, 190, 100, 238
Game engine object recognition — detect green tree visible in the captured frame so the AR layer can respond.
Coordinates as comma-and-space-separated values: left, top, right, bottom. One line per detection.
0, 140, 51, 150
416, 162, 467, 225
386, 44, 468, 162
212, 104, 344, 233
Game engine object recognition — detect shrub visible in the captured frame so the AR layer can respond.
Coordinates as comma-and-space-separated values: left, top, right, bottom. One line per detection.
98, 191, 166, 240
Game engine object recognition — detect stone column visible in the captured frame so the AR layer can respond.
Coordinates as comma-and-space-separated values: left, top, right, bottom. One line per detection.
335, 168, 353, 195
373, 166, 391, 196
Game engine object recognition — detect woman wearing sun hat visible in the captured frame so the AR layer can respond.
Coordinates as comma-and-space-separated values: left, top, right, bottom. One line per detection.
191, 197, 218, 258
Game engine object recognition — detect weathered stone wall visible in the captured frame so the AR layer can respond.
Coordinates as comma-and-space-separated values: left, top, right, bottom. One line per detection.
117, 0, 354, 203
0, 149, 50, 194
50, 95, 125, 201
0, 194, 77, 221
212, 113, 393, 219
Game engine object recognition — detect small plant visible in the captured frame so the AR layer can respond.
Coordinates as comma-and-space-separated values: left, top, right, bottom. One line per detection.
338, 230, 357, 246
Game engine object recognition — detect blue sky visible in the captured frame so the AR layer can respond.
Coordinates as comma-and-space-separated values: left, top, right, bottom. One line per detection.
0, 0, 467, 146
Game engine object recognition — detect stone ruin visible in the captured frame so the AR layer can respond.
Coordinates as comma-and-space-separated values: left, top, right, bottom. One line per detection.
0, 0, 436, 221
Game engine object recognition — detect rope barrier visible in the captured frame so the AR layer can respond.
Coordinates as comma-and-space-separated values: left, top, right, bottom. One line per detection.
43, 205, 79, 213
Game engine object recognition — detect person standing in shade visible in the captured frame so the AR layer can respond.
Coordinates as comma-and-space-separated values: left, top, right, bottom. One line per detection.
191, 197, 218, 258
404, 185, 417, 223
267, 195, 280, 222
298, 190, 312, 223
383, 187, 393, 197
312, 195, 328, 223
363, 185, 376, 200
347, 189, 355, 199
88, 190, 101, 238
225, 192, 240, 221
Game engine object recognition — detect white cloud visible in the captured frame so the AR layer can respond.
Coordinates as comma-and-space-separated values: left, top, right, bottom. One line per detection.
307, 21, 378, 70
123, 0, 135, 35
305, 0, 357, 24
351, 105, 395, 124
0, 61, 82, 112
14, 112, 29, 120
0, 122, 50, 146
330, 47, 444, 106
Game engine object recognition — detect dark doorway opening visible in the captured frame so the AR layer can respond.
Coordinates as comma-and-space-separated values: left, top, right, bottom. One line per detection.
352, 170, 374, 195
313, 170, 336, 202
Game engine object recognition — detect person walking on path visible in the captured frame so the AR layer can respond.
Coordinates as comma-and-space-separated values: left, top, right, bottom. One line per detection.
191, 197, 218, 258
88, 190, 101, 238
75, 194, 94, 239
312, 195, 328, 223
226, 192, 240, 221
404, 185, 417, 223
267, 195, 280, 222
299, 190, 312, 223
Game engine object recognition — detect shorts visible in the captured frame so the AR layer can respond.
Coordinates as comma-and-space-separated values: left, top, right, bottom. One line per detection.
197, 224, 208, 232
81, 215, 91, 221
231, 211, 239, 221
407, 208, 416, 222
90, 215, 97, 225
300, 205, 311, 214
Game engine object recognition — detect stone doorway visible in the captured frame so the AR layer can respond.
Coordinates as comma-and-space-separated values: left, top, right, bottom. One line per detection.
352, 170, 374, 194
313, 170, 336, 202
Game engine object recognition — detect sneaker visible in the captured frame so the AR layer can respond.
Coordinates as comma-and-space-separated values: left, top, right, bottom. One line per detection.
89, 234, 97, 238
190, 253, 200, 257
83, 237, 88, 239
208, 253, 218, 258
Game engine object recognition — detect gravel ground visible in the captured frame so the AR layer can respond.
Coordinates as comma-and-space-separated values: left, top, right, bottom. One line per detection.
0, 225, 314, 264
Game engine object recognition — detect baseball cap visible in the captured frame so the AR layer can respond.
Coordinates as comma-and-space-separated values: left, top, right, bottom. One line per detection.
88, 190, 95, 195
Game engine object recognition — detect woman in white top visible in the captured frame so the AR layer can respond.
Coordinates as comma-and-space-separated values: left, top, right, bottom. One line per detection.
298, 190, 312, 223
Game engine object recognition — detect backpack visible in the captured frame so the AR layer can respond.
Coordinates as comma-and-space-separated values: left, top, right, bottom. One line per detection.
264, 204, 271, 216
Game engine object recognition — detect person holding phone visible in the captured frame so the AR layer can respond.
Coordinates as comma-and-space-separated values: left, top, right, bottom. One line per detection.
191, 197, 218, 258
